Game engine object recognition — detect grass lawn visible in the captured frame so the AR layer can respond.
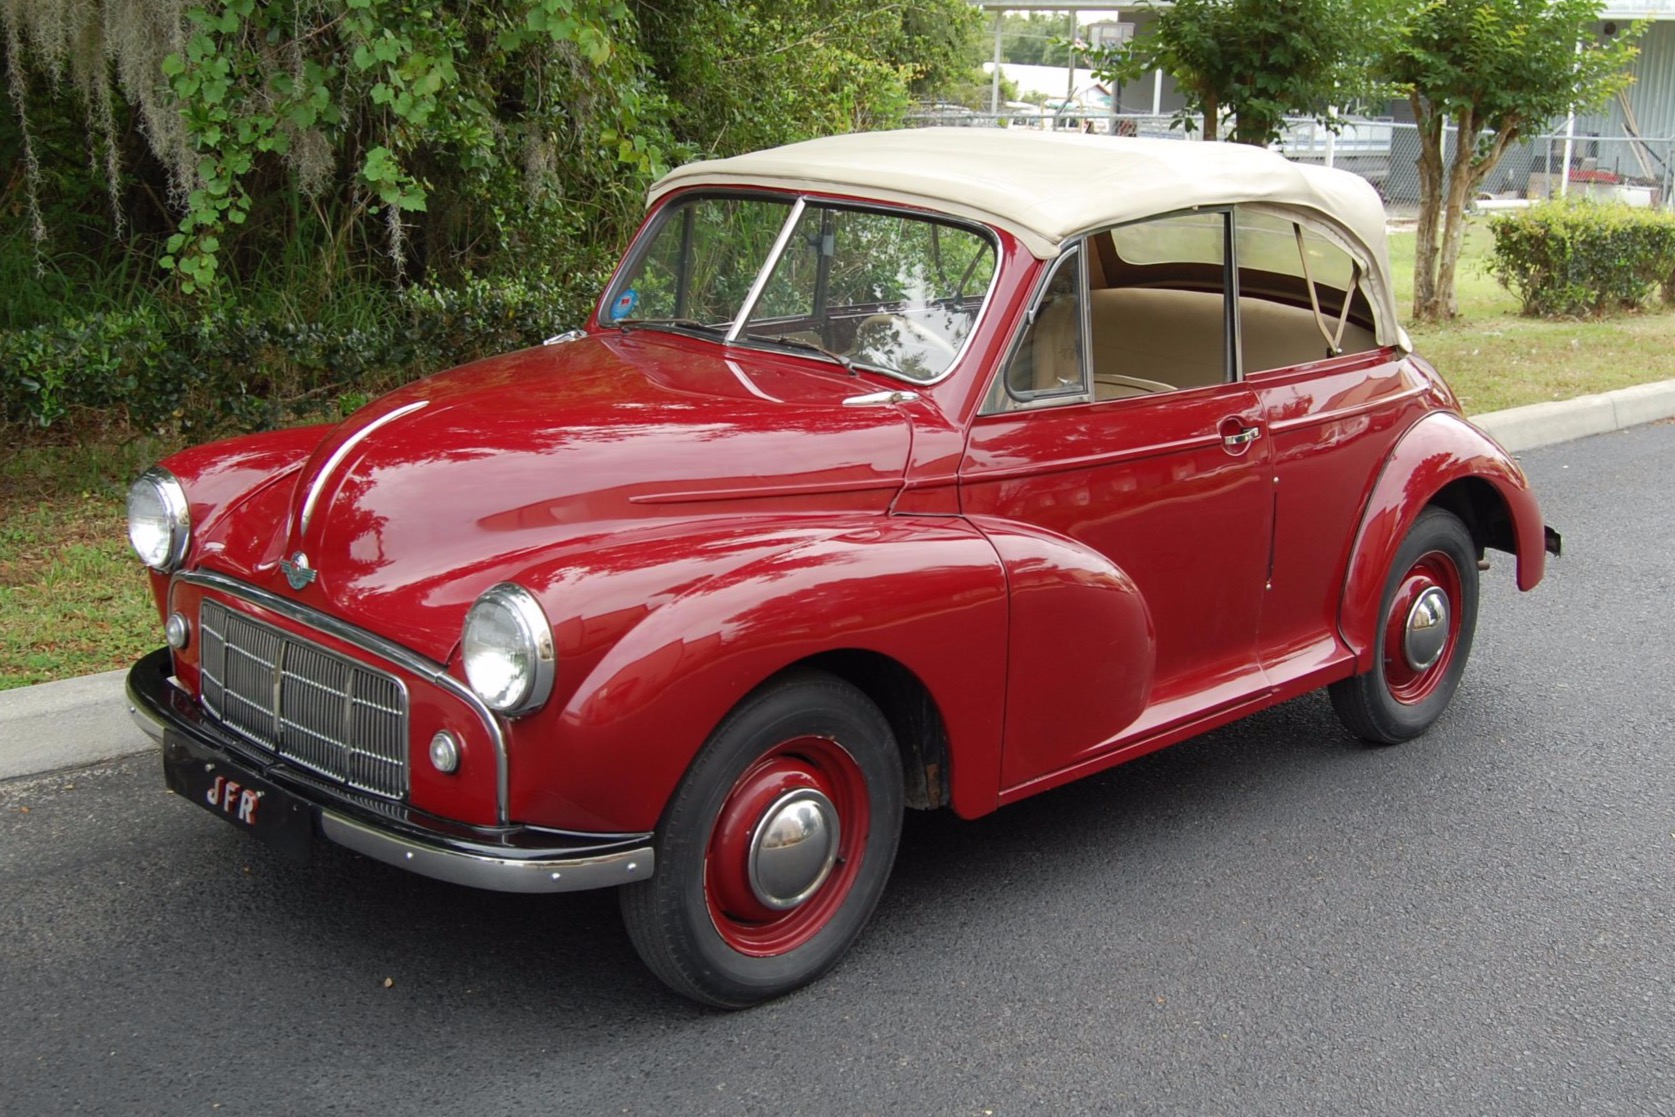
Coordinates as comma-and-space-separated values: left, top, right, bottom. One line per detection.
4, 220, 1675, 689
1, 436, 181, 689
1389, 222, 1675, 414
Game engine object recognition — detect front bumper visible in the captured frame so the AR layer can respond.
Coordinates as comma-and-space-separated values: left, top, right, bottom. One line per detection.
127, 647, 655, 894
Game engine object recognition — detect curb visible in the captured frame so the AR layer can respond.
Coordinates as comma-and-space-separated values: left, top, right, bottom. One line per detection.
4, 380, 1675, 784
1471, 380, 1675, 453
0, 669, 148, 781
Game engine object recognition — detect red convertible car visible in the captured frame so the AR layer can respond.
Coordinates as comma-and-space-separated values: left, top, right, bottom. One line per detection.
127, 129, 1558, 1007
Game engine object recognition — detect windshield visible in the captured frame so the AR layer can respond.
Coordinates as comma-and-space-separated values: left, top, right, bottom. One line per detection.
602, 193, 998, 383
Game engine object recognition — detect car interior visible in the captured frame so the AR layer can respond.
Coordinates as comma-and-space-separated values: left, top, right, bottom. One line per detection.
997, 208, 1384, 409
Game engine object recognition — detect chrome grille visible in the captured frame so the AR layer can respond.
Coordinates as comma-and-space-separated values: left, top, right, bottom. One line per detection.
199, 599, 409, 799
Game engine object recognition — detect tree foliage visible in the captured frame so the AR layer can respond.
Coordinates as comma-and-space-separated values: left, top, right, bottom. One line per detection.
3, 0, 671, 299
1382, 0, 1641, 321
992, 11, 1077, 68
1086, 0, 1391, 145
0, 0, 989, 430
638, 0, 983, 157
0, 0, 984, 305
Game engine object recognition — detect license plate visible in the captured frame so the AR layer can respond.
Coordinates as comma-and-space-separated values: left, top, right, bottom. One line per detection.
163, 733, 314, 865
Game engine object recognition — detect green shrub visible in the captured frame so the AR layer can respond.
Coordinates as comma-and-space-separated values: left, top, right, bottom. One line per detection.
1488, 199, 1675, 317
0, 308, 172, 429
0, 270, 607, 434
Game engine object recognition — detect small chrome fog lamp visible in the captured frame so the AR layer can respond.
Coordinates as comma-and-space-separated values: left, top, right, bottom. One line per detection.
164, 612, 190, 650
428, 731, 461, 775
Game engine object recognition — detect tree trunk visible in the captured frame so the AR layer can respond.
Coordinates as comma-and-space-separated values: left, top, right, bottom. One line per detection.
1202, 92, 1218, 141
1429, 108, 1481, 321
1434, 120, 1520, 322
1411, 93, 1446, 321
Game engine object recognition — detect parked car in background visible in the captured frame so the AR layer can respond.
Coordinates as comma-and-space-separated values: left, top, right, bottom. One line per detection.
127, 129, 1559, 1008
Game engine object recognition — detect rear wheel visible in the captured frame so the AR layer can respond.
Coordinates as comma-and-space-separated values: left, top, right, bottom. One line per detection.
620, 671, 904, 1008
1330, 506, 1479, 744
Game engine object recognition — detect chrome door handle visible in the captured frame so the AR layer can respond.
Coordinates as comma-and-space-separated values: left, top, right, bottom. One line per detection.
1222, 426, 1262, 448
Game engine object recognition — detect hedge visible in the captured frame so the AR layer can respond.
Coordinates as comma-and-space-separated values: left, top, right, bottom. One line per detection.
1488, 199, 1675, 318
0, 271, 605, 433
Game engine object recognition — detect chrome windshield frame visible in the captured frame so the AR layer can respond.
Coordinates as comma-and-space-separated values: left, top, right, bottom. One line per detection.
725, 197, 807, 342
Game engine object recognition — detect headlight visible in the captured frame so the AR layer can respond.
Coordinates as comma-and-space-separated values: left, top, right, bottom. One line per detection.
462, 583, 555, 716
127, 467, 191, 572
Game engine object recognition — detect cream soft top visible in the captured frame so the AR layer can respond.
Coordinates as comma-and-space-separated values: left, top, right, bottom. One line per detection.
650, 128, 1403, 343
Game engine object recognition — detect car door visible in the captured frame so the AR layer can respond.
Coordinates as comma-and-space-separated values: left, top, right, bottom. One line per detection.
1232, 209, 1434, 686
960, 213, 1276, 790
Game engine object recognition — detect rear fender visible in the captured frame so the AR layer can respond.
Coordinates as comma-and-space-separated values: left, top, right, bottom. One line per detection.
510, 516, 1009, 832
1340, 411, 1547, 671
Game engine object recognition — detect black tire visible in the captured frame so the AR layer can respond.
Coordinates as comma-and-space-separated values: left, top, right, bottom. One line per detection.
1330, 506, 1479, 745
619, 670, 904, 1008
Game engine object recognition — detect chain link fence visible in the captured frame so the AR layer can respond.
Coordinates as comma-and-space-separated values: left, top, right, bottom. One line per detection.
902, 108, 1675, 217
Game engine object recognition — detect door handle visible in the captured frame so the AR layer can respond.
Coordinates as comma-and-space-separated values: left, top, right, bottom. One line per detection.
1221, 425, 1262, 449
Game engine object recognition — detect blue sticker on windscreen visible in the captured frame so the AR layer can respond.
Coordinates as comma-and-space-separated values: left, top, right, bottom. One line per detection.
609, 289, 639, 321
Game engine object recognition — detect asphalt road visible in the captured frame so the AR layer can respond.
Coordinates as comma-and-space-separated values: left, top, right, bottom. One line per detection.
3, 422, 1672, 1117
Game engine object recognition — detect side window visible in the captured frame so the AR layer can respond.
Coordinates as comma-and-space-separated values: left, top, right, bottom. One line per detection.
1091, 211, 1233, 398
1236, 210, 1380, 372
997, 246, 1087, 405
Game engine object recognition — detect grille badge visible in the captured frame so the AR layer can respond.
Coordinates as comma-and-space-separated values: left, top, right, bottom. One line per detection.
280, 552, 317, 591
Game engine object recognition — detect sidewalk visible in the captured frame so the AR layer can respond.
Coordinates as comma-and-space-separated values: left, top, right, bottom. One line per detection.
4, 377, 1674, 782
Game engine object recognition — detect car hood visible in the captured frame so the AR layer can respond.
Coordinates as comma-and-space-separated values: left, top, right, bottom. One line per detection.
200, 332, 914, 660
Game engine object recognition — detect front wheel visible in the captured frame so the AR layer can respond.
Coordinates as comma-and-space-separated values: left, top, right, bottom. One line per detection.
1330, 506, 1479, 745
620, 671, 904, 1008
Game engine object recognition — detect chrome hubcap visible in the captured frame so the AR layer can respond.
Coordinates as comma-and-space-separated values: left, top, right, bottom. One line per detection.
1403, 586, 1451, 671
748, 790, 840, 911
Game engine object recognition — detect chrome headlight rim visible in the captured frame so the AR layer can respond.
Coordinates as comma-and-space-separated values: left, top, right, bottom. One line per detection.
127, 466, 191, 573
462, 582, 555, 717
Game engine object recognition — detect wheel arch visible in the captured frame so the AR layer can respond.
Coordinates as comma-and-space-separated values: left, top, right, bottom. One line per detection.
1339, 411, 1548, 672
1427, 475, 1517, 559
797, 650, 952, 812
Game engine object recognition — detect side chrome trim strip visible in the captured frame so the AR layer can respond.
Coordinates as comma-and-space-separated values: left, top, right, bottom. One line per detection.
298, 400, 428, 537
320, 813, 654, 895
177, 569, 512, 825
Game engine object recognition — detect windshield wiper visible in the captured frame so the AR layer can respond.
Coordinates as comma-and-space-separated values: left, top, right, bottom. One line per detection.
615, 317, 718, 335
741, 332, 859, 376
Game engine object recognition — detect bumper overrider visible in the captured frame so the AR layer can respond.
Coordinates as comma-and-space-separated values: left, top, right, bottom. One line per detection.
128, 647, 655, 894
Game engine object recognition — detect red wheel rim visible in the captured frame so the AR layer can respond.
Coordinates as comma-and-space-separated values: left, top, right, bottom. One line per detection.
1381, 550, 1462, 705
704, 735, 871, 957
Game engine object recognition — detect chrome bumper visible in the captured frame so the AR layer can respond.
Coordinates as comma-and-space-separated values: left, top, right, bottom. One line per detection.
127, 648, 655, 895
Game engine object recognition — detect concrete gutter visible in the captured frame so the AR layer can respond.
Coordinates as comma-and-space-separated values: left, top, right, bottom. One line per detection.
4, 379, 1675, 783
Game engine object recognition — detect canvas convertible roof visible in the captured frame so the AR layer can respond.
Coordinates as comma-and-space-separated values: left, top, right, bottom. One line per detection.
652, 127, 1390, 262
650, 128, 1402, 340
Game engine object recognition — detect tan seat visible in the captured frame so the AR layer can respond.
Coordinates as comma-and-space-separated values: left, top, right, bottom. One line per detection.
1242, 297, 1379, 371
1087, 287, 1380, 390
1089, 288, 1227, 390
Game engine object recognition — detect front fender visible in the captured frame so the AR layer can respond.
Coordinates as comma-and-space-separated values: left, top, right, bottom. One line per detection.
507, 515, 1009, 833
965, 517, 1155, 791
1339, 411, 1547, 671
